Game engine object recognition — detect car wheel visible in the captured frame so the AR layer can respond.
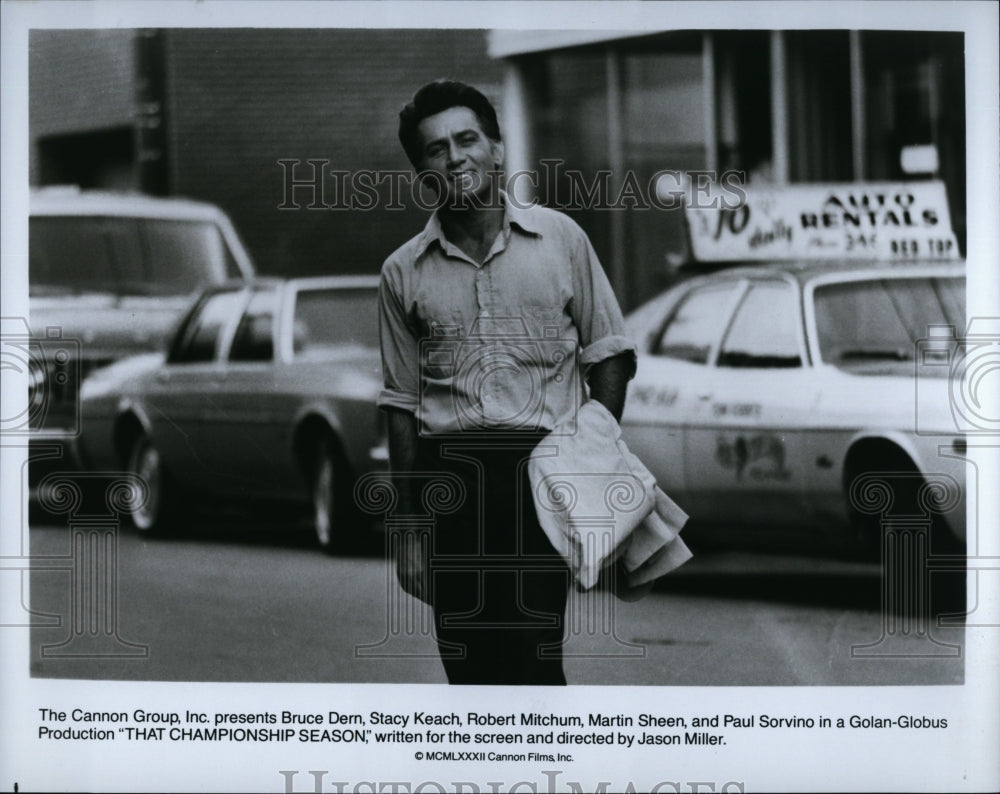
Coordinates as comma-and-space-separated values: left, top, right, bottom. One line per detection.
847, 454, 962, 558
847, 458, 964, 615
127, 434, 173, 533
312, 438, 347, 554
848, 468, 920, 561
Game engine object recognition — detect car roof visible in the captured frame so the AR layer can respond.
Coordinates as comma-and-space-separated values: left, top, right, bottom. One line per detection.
289, 275, 381, 290
209, 275, 381, 292
683, 259, 966, 287
29, 186, 232, 221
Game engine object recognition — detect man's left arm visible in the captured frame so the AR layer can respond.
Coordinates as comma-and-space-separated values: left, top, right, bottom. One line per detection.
567, 222, 638, 422
586, 352, 634, 423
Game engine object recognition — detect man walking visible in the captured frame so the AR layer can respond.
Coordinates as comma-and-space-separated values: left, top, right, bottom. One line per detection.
377, 80, 635, 684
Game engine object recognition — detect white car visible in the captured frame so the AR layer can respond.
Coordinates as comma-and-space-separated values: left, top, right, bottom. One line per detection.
620, 260, 966, 558
28, 187, 255, 484
74, 277, 385, 552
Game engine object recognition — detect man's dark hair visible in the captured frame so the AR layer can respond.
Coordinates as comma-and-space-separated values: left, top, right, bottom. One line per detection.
398, 80, 502, 168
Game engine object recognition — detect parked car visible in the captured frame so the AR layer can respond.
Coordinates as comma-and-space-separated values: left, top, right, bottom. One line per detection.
619, 260, 967, 558
75, 276, 385, 552
28, 186, 255, 482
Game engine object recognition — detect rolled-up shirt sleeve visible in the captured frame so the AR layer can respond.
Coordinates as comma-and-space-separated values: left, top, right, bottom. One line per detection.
567, 223, 637, 375
376, 260, 420, 414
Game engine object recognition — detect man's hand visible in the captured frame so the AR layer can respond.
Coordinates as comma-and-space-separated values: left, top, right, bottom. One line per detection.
395, 531, 431, 605
385, 408, 432, 603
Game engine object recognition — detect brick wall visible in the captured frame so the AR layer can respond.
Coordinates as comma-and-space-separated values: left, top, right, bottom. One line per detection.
163, 29, 503, 276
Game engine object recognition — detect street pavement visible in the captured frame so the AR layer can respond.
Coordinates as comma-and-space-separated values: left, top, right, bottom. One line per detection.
26, 519, 966, 685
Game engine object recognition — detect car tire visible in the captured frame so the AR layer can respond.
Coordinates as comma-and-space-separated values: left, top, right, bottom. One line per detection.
848, 468, 919, 562
127, 433, 174, 534
312, 437, 351, 554
848, 455, 962, 559
847, 456, 964, 615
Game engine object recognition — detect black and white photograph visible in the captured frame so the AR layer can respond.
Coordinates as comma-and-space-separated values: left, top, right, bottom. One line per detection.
1, 1, 998, 792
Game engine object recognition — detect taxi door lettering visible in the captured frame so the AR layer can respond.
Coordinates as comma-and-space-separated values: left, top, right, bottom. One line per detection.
715, 433, 791, 481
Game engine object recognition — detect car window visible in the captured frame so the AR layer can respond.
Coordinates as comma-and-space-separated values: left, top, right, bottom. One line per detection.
813, 276, 965, 366
229, 289, 278, 363
653, 281, 743, 364
292, 287, 379, 359
718, 281, 803, 368
29, 215, 236, 297
170, 289, 246, 364
29, 216, 140, 295
137, 219, 234, 291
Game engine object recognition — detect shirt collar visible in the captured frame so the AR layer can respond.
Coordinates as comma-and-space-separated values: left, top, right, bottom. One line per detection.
414, 190, 543, 261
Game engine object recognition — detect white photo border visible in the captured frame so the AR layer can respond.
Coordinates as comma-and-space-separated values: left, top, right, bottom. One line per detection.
2, 2, 998, 792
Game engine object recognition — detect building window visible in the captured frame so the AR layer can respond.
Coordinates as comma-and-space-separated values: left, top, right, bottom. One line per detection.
861, 31, 965, 252
713, 31, 772, 180
785, 30, 853, 182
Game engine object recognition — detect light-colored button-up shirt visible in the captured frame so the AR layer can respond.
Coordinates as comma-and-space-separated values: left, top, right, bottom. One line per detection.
377, 197, 636, 435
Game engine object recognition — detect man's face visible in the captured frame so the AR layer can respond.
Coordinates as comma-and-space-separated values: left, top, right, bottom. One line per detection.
416, 105, 504, 206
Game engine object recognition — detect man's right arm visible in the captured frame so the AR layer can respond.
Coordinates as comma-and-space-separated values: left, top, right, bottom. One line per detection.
385, 410, 432, 609
386, 407, 418, 513
379, 272, 431, 603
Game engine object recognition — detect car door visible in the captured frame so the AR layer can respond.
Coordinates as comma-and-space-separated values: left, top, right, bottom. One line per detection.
683, 278, 820, 525
622, 279, 746, 510
207, 286, 291, 498
145, 287, 249, 492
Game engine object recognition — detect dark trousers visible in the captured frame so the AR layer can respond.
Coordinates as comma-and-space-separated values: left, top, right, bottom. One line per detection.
417, 437, 570, 685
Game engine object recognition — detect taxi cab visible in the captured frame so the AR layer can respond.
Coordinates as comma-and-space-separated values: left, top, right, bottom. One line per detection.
619, 180, 967, 557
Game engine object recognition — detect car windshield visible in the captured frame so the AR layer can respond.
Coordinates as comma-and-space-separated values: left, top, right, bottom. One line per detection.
813, 275, 964, 366
29, 216, 235, 296
292, 287, 379, 357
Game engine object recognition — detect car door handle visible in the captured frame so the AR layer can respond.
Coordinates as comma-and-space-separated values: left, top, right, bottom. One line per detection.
697, 393, 712, 401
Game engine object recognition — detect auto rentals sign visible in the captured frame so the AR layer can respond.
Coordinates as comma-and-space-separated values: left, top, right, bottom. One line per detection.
680, 179, 961, 262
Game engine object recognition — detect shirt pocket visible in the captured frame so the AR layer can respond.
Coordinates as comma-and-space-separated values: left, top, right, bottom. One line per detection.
412, 292, 465, 337
411, 299, 464, 381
